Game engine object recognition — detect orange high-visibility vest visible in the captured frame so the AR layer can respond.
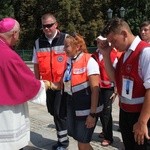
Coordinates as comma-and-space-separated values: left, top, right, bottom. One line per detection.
70, 53, 103, 117
35, 32, 67, 82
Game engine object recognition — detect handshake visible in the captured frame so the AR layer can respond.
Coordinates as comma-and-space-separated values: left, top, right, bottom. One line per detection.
43, 80, 61, 90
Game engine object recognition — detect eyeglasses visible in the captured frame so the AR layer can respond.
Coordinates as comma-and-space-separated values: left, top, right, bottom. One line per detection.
42, 22, 56, 29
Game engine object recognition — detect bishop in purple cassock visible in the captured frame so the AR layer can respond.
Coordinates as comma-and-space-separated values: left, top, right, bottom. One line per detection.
0, 17, 47, 150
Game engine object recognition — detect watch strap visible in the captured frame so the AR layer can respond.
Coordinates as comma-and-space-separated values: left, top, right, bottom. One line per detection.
89, 112, 96, 118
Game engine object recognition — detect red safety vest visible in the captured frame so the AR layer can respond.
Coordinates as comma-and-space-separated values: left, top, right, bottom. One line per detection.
92, 49, 117, 88
115, 41, 149, 112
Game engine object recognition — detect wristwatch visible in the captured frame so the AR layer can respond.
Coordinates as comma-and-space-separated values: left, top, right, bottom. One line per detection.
89, 112, 97, 118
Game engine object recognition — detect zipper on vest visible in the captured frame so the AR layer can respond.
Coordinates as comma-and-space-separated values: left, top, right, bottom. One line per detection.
50, 46, 53, 81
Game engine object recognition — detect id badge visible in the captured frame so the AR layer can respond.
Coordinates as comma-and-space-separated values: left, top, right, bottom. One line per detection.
122, 77, 133, 100
64, 81, 71, 93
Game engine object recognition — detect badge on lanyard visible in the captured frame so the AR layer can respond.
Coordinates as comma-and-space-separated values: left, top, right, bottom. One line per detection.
122, 77, 134, 100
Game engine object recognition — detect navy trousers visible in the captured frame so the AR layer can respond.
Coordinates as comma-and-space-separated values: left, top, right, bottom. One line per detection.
99, 87, 114, 142
119, 108, 150, 150
46, 89, 69, 147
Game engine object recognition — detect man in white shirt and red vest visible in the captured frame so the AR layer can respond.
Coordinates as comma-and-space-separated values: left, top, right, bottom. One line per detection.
101, 18, 150, 150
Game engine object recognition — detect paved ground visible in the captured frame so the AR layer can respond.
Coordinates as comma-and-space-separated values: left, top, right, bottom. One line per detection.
23, 98, 124, 150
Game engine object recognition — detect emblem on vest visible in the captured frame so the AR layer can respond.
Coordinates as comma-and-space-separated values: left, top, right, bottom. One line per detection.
73, 67, 86, 74
57, 56, 64, 62
126, 64, 132, 73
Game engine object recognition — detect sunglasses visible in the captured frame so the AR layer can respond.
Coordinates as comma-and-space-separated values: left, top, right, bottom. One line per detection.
42, 22, 56, 29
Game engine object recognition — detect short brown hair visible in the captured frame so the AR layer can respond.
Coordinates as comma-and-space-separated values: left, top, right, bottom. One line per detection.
140, 21, 150, 29
102, 18, 132, 36
41, 12, 56, 22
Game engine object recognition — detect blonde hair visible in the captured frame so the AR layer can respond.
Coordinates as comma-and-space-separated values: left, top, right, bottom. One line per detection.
66, 33, 88, 53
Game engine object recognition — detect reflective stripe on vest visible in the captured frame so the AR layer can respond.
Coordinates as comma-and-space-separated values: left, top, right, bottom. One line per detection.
119, 95, 144, 104
119, 96, 144, 112
72, 81, 89, 93
75, 104, 103, 116
36, 43, 64, 53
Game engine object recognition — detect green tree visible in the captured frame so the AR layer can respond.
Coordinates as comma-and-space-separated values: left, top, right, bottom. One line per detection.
0, 0, 14, 18
1, 0, 150, 50
104, 0, 150, 35
13, 0, 38, 49
12, 0, 105, 48
80, 0, 105, 46
125, 0, 150, 35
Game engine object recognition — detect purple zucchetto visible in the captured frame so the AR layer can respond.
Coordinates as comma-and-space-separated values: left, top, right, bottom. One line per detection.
0, 17, 15, 33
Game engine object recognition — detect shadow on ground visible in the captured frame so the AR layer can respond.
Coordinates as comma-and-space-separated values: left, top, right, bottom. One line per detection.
24, 131, 57, 150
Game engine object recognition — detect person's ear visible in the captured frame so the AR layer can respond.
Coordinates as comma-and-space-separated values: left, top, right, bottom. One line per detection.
12, 31, 17, 38
54, 22, 58, 28
12, 30, 20, 39
76, 44, 81, 51
121, 30, 127, 38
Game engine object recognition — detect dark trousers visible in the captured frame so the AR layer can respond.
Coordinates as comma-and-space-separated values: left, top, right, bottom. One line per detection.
99, 87, 114, 142
46, 89, 69, 147
119, 108, 150, 150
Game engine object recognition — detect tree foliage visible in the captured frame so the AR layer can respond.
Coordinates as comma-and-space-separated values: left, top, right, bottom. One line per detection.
105, 0, 150, 34
0, 0, 150, 49
0, 0, 14, 18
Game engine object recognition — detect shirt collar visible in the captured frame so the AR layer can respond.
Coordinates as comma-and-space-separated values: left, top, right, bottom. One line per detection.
45, 30, 58, 44
128, 36, 141, 52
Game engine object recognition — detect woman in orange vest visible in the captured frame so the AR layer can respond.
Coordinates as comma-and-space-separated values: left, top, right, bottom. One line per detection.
62, 33, 103, 150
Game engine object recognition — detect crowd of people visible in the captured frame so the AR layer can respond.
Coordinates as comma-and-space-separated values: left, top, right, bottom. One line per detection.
1, 12, 150, 150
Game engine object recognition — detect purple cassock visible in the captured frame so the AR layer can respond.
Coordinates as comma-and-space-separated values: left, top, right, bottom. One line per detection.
0, 38, 41, 105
